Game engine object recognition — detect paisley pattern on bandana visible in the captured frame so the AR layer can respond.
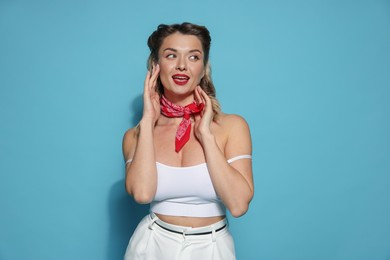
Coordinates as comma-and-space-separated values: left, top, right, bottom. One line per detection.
160, 95, 204, 152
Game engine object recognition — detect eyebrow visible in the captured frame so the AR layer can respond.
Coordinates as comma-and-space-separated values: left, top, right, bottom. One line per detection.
162, 48, 202, 54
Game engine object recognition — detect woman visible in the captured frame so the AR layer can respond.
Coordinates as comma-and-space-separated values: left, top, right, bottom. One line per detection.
122, 22, 253, 260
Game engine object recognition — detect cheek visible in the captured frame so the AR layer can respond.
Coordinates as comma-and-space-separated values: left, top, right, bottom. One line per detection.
196, 66, 205, 81
158, 64, 171, 87
158, 62, 172, 77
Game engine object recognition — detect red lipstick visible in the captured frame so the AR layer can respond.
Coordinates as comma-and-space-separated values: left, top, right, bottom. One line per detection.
172, 74, 190, 86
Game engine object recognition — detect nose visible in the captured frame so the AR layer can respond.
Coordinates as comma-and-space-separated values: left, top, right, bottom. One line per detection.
176, 56, 187, 71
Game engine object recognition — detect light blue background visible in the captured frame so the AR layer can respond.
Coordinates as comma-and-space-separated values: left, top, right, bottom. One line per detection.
1, 0, 389, 259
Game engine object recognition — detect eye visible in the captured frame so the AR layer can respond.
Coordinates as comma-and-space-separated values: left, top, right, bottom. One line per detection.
166, 54, 176, 59
189, 55, 200, 61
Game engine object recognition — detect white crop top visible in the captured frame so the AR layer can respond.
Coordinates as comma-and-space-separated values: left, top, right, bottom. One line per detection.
126, 155, 252, 217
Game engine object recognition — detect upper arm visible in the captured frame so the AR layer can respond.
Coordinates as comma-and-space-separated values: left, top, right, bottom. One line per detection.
224, 114, 252, 158
122, 127, 138, 162
224, 114, 254, 192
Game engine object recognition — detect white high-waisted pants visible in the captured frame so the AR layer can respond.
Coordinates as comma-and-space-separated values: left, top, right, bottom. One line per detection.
124, 213, 236, 260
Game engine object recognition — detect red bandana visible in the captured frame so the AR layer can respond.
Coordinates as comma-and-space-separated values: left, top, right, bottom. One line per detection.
160, 95, 204, 152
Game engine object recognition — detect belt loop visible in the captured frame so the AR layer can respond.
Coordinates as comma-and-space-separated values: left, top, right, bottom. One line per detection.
182, 229, 187, 240
148, 214, 158, 230
211, 225, 216, 242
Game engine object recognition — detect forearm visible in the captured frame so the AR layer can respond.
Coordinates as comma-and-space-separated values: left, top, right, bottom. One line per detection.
126, 119, 157, 203
202, 134, 253, 217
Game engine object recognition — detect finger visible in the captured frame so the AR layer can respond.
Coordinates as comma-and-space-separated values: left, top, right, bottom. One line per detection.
144, 70, 151, 92
194, 86, 202, 104
198, 87, 211, 106
149, 64, 160, 89
194, 113, 201, 121
151, 64, 160, 81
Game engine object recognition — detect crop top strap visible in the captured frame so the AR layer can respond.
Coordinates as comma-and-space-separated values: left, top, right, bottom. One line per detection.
125, 159, 133, 165
227, 154, 252, 164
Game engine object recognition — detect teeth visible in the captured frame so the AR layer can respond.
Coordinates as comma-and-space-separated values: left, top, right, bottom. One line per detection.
173, 76, 189, 80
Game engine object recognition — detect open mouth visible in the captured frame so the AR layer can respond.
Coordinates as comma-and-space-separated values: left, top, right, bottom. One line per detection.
172, 74, 190, 86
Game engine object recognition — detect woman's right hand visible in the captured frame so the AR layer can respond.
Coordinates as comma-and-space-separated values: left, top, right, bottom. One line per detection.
142, 64, 160, 124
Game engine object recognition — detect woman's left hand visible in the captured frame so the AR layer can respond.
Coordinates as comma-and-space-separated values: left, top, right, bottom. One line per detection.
194, 86, 214, 144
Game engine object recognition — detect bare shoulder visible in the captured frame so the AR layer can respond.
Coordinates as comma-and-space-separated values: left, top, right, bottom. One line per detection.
216, 113, 252, 156
217, 113, 250, 134
122, 127, 139, 161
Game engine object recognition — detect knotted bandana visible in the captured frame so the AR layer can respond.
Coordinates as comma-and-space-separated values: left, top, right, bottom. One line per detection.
160, 95, 204, 152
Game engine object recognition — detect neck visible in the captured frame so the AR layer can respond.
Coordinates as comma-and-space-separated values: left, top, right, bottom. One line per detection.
163, 92, 195, 106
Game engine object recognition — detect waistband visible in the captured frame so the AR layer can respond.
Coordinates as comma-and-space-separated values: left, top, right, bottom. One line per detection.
149, 212, 227, 236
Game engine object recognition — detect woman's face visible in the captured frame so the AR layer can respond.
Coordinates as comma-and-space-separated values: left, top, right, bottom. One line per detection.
158, 32, 205, 103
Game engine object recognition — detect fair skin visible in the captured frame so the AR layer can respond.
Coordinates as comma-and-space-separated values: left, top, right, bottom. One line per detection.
122, 32, 253, 227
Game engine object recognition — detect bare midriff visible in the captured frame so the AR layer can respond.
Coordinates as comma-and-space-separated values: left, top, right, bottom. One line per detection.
155, 213, 225, 228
